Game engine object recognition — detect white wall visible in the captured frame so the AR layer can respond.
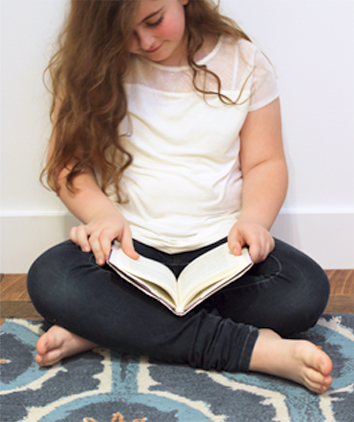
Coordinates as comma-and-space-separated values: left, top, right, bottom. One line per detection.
1, 0, 353, 272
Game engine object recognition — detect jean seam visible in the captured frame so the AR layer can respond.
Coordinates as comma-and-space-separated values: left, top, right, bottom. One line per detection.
88, 253, 97, 266
228, 254, 283, 291
238, 326, 259, 372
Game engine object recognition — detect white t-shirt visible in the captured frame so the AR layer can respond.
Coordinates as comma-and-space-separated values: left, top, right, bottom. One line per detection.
118, 37, 279, 253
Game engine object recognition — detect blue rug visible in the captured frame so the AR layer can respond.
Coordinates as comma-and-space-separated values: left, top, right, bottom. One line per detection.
1, 315, 353, 422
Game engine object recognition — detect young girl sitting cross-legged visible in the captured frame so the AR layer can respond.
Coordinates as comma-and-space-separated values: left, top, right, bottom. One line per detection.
27, 0, 333, 394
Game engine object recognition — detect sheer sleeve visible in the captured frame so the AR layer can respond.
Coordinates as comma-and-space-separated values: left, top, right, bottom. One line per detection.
244, 42, 280, 111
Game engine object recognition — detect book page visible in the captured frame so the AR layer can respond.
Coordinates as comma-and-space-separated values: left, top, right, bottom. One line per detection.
111, 267, 177, 312
178, 263, 252, 314
177, 243, 252, 304
108, 242, 178, 303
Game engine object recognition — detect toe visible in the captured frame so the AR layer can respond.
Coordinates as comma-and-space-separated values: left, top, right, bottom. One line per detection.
36, 348, 63, 367
301, 344, 333, 376
35, 354, 44, 366
319, 354, 333, 376
36, 334, 49, 355
36, 328, 62, 355
303, 368, 333, 394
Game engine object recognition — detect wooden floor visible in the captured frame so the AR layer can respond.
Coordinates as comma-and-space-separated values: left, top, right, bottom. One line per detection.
1, 271, 353, 326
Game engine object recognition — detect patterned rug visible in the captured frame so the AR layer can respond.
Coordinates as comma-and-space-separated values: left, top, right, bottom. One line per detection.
1, 315, 353, 422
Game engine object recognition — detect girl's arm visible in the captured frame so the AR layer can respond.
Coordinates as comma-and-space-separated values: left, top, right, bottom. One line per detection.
46, 97, 138, 265
228, 98, 288, 263
56, 165, 139, 265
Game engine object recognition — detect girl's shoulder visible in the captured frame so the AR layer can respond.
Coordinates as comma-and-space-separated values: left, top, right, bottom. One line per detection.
218, 36, 266, 68
203, 36, 269, 76
202, 37, 266, 92
217, 36, 279, 109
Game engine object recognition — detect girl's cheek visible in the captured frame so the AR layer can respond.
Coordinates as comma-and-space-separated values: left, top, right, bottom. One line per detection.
157, 19, 181, 38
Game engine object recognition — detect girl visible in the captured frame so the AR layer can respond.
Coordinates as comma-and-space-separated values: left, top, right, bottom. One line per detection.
27, 0, 333, 394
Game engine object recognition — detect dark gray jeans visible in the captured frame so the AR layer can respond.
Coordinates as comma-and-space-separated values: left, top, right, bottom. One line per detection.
27, 238, 329, 372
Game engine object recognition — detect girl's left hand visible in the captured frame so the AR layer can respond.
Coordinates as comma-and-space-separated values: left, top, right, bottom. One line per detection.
228, 220, 275, 263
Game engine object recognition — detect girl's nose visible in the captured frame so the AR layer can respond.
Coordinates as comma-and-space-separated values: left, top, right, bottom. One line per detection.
136, 29, 155, 51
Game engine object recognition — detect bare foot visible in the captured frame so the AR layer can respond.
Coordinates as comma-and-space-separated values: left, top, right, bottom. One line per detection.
36, 325, 97, 367
249, 329, 333, 394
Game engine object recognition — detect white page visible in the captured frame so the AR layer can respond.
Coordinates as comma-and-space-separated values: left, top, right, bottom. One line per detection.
178, 244, 252, 303
113, 267, 177, 310
179, 262, 252, 312
109, 243, 178, 302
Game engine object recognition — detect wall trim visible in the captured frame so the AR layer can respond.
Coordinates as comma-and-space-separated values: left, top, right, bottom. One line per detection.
1, 211, 353, 273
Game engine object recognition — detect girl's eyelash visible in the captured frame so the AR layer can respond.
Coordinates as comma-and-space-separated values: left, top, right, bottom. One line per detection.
146, 16, 163, 28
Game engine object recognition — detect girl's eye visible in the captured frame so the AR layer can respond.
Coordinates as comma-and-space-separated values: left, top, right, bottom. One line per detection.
146, 16, 163, 28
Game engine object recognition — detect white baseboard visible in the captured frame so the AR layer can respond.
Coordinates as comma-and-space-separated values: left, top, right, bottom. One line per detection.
1, 212, 353, 273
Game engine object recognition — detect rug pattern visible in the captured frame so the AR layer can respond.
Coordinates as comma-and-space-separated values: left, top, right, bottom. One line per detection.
1, 315, 354, 422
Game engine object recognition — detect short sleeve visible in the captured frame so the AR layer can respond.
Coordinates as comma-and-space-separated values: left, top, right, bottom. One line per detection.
246, 44, 279, 111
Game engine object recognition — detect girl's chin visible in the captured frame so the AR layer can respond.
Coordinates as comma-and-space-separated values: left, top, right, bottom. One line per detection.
149, 52, 186, 67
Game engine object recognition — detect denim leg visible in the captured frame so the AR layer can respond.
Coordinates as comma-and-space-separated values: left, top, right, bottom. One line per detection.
27, 238, 328, 371
27, 240, 258, 372
212, 238, 330, 336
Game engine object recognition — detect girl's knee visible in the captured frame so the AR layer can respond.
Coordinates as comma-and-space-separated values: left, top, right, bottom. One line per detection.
295, 251, 330, 314
284, 262, 330, 335
275, 239, 330, 298
27, 240, 79, 317
28, 241, 69, 289
262, 240, 330, 334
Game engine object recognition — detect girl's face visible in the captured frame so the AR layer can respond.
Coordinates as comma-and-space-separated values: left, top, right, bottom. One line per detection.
127, 0, 189, 66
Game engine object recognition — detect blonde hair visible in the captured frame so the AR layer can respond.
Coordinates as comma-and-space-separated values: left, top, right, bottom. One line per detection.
42, 0, 252, 202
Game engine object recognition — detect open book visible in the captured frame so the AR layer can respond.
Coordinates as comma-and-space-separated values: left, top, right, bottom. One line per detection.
108, 241, 253, 316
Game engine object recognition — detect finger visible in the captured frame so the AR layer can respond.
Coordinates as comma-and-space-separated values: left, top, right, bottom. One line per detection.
248, 236, 263, 263
249, 245, 261, 263
237, 226, 261, 262
228, 227, 244, 256
119, 226, 139, 260
71, 225, 91, 252
76, 225, 92, 252
253, 234, 275, 263
248, 233, 274, 263
101, 234, 114, 262
89, 232, 106, 266
70, 226, 78, 244
269, 236, 275, 254
260, 236, 275, 261
230, 239, 243, 256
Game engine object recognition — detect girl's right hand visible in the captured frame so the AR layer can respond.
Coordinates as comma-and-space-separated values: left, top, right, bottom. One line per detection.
70, 210, 139, 265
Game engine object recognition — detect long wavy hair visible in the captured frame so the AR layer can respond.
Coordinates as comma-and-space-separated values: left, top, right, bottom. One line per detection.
42, 0, 252, 202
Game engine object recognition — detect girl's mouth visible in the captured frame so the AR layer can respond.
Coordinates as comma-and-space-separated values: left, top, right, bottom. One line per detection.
146, 44, 163, 54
